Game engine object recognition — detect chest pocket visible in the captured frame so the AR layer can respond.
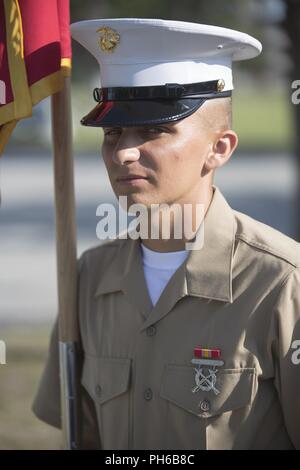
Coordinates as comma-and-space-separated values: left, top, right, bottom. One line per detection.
160, 364, 256, 449
81, 355, 131, 450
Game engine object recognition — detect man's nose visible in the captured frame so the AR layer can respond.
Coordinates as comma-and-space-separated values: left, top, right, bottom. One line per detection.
112, 134, 141, 165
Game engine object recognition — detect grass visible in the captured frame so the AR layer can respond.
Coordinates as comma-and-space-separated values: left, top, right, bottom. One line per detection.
232, 88, 295, 152
0, 325, 61, 450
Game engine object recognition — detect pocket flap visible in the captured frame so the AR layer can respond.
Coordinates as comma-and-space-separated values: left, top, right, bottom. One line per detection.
81, 355, 131, 405
160, 364, 256, 418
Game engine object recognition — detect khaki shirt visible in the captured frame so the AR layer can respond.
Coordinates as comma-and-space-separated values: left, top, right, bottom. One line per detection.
32, 185, 300, 450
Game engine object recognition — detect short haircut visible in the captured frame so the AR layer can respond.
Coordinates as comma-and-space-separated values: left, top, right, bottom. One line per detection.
197, 96, 232, 132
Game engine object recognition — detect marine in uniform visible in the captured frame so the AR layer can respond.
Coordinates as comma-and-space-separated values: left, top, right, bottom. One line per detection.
32, 19, 300, 449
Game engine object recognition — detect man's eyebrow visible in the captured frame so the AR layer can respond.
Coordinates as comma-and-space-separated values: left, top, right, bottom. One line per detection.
143, 122, 177, 130
102, 123, 178, 132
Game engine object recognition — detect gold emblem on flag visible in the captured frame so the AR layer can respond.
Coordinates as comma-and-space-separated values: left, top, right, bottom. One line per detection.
97, 27, 120, 53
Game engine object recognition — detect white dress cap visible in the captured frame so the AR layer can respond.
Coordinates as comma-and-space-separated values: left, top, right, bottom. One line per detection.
71, 18, 262, 90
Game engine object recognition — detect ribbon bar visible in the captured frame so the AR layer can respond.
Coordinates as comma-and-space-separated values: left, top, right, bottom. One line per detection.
194, 347, 221, 359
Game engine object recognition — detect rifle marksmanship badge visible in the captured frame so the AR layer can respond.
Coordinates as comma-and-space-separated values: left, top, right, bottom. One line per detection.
191, 347, 224, 396
97, 27, 120, 53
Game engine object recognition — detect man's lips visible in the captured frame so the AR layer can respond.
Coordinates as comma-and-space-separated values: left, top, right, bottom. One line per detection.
116, 175, 149, 182
116, 174, 150, 186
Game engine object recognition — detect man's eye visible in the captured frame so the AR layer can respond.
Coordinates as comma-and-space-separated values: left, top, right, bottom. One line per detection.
145, 127, 167, 134
103, 128, 122, 136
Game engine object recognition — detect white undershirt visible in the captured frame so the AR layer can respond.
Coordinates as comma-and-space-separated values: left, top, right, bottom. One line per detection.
140, 243, 189, 306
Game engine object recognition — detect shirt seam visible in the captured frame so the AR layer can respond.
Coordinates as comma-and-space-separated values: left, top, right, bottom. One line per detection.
262, 265, 299, 354
235, 233, 300, 268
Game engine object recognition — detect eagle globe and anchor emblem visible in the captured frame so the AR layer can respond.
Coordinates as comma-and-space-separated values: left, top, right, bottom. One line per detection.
191, 347, 224, 397
97, 26, 121, 53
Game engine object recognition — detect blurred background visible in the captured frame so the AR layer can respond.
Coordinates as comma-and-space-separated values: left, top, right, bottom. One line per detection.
0, 0, 300, 449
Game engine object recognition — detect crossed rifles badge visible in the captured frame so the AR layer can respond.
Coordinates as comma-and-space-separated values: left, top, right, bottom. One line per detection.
191, 347, 224, 396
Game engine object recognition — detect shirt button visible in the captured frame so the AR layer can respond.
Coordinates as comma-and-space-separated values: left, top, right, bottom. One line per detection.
95, 384, 102, 397
143, 388, 153, 401
199, 399, 210, 413
146, 325, 157, 336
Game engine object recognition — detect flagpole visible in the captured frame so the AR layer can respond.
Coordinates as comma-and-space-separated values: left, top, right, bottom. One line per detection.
51, 75, 81, 450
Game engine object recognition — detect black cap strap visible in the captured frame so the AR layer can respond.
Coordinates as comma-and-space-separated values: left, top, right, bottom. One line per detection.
93, 79, 228, 102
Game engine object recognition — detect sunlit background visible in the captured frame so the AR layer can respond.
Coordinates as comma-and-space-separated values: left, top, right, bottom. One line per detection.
0, 0, 299, 449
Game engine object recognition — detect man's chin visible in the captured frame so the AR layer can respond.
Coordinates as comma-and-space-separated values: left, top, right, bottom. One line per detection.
115, 192, 153, 210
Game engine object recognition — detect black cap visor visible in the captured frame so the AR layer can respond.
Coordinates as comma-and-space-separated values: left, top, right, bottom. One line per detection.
81, 98, 207, 128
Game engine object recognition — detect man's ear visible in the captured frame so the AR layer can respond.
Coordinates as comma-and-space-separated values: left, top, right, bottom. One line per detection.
204, 130, 238, 171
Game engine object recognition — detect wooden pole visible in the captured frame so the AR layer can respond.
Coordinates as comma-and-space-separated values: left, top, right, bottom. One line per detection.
51, 75, 80, 449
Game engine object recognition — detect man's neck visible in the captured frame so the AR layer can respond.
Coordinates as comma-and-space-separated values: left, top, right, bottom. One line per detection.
141, 186, 214, 253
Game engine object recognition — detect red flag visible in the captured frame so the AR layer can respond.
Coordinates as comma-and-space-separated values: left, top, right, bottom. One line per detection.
0, 0, 71, 153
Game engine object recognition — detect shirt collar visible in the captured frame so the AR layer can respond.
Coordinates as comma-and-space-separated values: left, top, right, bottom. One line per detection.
185, 185, 236, 303
95, 185, 236, 313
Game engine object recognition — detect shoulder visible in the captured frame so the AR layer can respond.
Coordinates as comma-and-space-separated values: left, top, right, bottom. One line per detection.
76, 236, 131, 299
233, 209, 300, 269
78, 236, 126, 271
